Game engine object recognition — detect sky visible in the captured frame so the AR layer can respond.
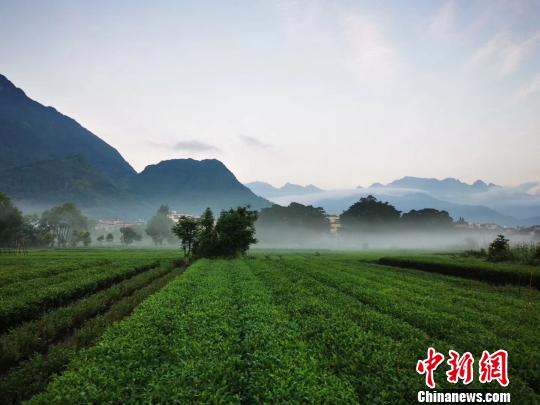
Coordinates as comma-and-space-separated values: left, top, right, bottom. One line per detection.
1, 0, 539, 189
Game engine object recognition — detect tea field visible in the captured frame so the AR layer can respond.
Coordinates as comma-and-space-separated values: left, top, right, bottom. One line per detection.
2, 250, 536, 403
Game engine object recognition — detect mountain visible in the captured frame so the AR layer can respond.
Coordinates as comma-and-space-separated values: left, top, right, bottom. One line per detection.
130, 159, 270, 217
246, 181, 322, 198
0, 74, 135, 183
0, 155, 134, 217
0, 74, 271, 219
382, 176, 497, 195
311, 192, 520, 226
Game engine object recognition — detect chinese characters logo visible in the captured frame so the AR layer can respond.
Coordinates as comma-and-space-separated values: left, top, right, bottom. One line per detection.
416, 347, 509, 388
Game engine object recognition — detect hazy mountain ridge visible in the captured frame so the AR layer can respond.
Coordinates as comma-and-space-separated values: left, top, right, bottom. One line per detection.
0, 74, 269, 219
246, 181, 323, 197
247, 177, 540, 226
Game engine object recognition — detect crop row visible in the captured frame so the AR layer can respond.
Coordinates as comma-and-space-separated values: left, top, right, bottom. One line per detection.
227, 260, 356, 402
377, 255, 539, 289
0, 249, 180, 287
24, 256, 540, 403
28, 259, 242, 403
0, 265, 182, 404
0, 262, 175, 373
0, 260, 160, 333
275, 255, 539, 396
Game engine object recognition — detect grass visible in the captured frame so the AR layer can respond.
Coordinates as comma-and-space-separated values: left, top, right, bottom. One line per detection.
26, 252, 540, 404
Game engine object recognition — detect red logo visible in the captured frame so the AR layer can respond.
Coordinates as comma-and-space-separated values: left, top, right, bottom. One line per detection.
479, 350, 509, 387
446, 350, 474, 384
417, 348, 509, 388
416, 347, 445, 389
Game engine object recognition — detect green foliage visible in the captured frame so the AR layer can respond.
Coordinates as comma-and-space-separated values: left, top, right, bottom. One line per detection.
257, 202, 329, 231
172, 207, 258, 259
378, 253, 539, 289
339, 195, 401, 231
171, 215, 199, 258
0, 264, 172, 373
401, 208, 453, 228
0, 254, 162, 333
105, 233, 114, 243
487, 234, 512, 262
145, 205, 175, 245
119, 226, 142, 245
28, 255, 540, 403
0, 192, 24, 247
1, 262, 181, 404
213, 206, 258, 258
39, 203, 88, 247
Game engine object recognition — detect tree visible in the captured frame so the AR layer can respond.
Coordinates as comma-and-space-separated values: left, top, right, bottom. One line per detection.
195, 207, 218, 258
401, 209, 454, 229
172, 216, 199, 258
0, 192, 24, 247
487, 234, 511, 262
97, 235, 105, 244
213, 206, 258, 258
120, 227, 142, 245
339, 195, 401, 231
257, 203, 329, 231
40, 203, 88, 247
145, 206, 175, 245
19, 214, 54, 247
105, 233, 114, 243
172, 207, 258, 260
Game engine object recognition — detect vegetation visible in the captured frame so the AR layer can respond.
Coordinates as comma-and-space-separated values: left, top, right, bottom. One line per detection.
377, 253, 539, 289
339, 195, 401, 231
0, 249, 182, 404
0, 193, 24, 247
172, 206, 258, 260
145, 205, 175, 245
401, 208, 453, 229
119, 226, 142, 245
0, 250, 180, 333
27, 254, 539, 403
487, 234, 512, 262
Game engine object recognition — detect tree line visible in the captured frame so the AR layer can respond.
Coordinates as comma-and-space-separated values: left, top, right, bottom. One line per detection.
256, 194, 455, 238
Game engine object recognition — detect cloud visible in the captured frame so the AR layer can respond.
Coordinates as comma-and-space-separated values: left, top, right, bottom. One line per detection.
471, 31, 540, 77
428, 1, 455, 36
149, 140, 221, 153
340, 11, 398, 81
239, 134, 272, 149
516, 71, 540, 98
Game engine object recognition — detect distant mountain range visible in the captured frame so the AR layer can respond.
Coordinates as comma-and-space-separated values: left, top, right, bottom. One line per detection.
246, 177, 540, 227
246, 181, 323, 198
2, 73, 538, 226
0, 74, 269, 219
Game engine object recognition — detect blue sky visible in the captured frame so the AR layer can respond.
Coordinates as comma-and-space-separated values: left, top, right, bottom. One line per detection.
1, 0, 539, 188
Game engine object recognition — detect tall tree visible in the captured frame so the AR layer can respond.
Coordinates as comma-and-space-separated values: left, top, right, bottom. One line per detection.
0, 192, 24, 247
145, 205, 175, 245
120, 227, 142, 245
172, 216, 199, 258
214, 206, 258, 258
401, 208, 454, 229
39, 203, 88, 247
339, 195, 401, 231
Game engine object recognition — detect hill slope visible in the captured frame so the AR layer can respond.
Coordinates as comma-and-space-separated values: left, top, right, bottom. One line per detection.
131, 159, 270, 216
0, 74, 135, 183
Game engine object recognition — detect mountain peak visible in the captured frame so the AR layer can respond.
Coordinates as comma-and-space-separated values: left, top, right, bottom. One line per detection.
0, 74, 26, 96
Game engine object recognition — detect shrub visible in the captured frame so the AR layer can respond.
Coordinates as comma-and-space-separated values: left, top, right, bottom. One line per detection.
487, 235, 512, 262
